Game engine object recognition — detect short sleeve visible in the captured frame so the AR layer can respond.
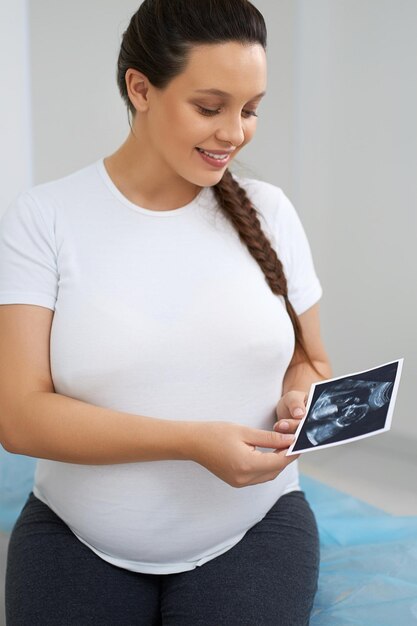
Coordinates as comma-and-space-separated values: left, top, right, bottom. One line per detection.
0, 192, 58, 310
273, 189, 322, 316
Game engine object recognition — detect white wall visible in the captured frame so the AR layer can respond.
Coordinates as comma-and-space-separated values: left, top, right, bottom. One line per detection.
28, 0, 296, 191
0, 0, 32, 211
21, 0, 417, 441
29, 0, 140, 182
234, 0, 296, 191
292, 0, 417, 440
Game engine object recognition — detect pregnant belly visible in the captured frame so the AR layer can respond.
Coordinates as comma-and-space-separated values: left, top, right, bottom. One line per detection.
33, 458, 299, 563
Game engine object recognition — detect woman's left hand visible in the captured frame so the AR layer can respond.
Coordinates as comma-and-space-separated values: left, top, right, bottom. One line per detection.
273, 390, 308, 435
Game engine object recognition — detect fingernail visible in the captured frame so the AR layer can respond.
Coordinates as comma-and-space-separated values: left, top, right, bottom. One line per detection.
282, 434, 295, 441
279, 420, 290, 430
293, 408, 304, 417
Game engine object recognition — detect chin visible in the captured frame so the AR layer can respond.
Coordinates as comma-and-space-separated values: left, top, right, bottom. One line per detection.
192, 170, 228, 188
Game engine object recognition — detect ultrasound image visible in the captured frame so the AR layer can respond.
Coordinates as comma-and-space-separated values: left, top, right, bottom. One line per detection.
305, 379, 393, 445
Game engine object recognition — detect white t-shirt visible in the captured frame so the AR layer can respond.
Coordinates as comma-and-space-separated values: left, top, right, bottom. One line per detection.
0, 159, 322, 574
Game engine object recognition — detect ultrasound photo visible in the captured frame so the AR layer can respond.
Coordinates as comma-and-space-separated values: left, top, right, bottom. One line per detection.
286, 359, 403, 456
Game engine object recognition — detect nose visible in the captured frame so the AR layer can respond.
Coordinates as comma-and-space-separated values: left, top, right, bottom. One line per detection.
215, 113, 245, 148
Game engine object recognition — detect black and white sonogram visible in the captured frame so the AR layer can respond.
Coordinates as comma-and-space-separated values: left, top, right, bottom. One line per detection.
286, 359, 403, 455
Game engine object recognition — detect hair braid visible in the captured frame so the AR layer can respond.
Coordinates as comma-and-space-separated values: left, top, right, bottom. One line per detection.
213, 168, 315, 369
116, 0, 321, 375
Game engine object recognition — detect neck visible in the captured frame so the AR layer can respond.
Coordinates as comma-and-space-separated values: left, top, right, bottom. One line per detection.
103, 129, 201, 212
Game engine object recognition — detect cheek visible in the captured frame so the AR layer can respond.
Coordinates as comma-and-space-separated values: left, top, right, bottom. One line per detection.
182, 116, 218, 148
151, 101, 185, 135
244, 121, 258, 143
168, 108, 207, 145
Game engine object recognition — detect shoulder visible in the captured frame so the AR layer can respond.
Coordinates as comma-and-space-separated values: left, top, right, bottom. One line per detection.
3, 160, 101, 233
230, 175, 322, 314
232, 173, 284, 205
231, 173, 297, 238
13, 160, 100, 216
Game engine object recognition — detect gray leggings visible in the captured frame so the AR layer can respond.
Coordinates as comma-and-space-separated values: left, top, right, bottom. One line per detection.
6, 489, 319, 626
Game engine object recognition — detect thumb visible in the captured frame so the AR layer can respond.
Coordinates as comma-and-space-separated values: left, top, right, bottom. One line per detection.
285, 395, 307, 419
247, 428, 295, 450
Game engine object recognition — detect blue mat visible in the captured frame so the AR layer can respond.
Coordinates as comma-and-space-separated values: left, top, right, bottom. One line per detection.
2, 448, 417, 623
300, 475, 417, 625
0, 447, 36, 531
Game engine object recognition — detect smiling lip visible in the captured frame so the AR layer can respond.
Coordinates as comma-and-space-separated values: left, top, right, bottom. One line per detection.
196, 148, 232, 168
197, 147, 235, 155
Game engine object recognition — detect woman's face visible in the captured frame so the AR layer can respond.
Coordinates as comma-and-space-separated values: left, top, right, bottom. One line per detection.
133, 41, 267, 187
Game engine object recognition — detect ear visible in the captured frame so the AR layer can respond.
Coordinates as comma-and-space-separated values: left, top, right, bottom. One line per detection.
125, 69, 151, 113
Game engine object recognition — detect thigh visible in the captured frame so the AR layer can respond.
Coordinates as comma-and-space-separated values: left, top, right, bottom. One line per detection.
160, 491, 319, 626
6, 492, 161, 626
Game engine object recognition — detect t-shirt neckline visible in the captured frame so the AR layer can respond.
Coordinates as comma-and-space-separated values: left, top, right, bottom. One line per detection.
96, 157, 208, 217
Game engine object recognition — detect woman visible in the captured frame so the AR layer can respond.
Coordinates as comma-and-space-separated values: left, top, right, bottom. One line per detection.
1, 0, 331, 624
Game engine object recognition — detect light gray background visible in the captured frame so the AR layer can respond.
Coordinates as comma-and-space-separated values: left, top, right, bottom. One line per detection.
1, 1, 417, 624
23, 0, 417, 442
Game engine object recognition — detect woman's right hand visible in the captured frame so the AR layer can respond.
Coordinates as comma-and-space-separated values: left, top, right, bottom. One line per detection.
188, 421, 299, 488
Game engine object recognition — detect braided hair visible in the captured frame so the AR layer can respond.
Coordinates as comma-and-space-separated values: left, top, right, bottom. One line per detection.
213, 169, 310, 366
117, 0, 316, 368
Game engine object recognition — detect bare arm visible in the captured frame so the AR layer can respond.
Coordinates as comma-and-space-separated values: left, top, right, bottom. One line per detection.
283, 302, 332, 395
0, 304, 198, 464
275, 303, 332, 429
0, 304, 295, 487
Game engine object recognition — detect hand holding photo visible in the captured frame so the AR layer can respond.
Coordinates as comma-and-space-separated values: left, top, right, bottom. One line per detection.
286, 359, 403, 456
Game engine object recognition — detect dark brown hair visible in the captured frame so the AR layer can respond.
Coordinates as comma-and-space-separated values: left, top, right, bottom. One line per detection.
117, 0, 317, 372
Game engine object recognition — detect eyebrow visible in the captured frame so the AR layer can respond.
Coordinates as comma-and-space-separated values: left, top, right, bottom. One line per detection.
193, 88, 266, 99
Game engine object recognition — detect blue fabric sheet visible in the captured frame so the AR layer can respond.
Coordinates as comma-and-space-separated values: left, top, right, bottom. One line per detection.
300, 475, 417, 625
1, 449, 417, 623
0, 447, 36, 532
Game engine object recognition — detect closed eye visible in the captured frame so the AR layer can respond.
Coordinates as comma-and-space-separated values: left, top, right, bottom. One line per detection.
197, 106, 221, 116
197, 106, 258, 119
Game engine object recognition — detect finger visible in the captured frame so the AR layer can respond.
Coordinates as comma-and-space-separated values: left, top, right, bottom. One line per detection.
278, 449, 300, 464
262, 449, 300, 474
249, 447, 297, 478
247, 428, 295, 450
275, 391, 307, 421
275, 403, 292, 421
273, 418, 303, 435
285, 399, 306, 419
